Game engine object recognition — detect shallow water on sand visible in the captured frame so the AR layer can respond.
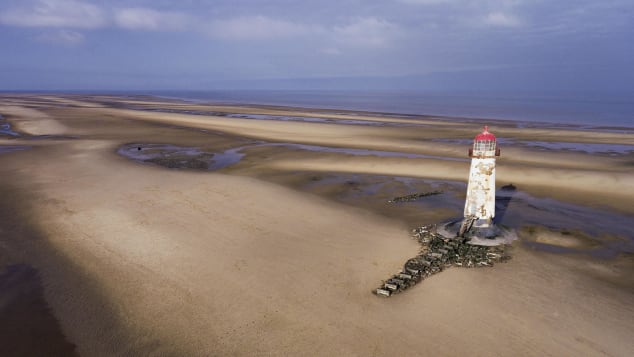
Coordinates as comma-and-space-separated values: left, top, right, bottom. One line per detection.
303, 173, 634, 257
227, 113, 425, 127
118, 142, 468, 171
0, 115, 20, 137
0, 146, 29, 154
136, 107, 427, 127
118, 144, 245, 170
256, 142, 468, 161
434, 138, 634, 155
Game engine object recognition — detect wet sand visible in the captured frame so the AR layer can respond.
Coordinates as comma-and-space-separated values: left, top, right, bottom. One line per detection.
0, 94, 633, 356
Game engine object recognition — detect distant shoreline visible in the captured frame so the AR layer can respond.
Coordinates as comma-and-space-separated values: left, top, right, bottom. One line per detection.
102, 98, 631, 139
2, 90, 633, 129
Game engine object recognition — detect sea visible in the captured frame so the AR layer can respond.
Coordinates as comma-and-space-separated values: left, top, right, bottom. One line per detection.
138, 90, 634, 129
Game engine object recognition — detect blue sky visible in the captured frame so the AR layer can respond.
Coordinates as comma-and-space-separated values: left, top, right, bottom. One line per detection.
0, 0, 632, 91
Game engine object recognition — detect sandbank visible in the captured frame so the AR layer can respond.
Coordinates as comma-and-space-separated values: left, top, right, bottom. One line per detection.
0, 94, 632, 356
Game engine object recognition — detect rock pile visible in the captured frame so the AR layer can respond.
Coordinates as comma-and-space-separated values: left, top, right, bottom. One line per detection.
387, 191, 443, 203
375, 225, 510, 297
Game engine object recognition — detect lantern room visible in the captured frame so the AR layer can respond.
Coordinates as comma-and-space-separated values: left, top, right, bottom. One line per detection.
469, 126, 500, 158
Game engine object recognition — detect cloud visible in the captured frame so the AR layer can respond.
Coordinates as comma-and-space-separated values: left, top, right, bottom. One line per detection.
484, 12, 521, 27
207, 16, 320, 40
205, 15, 401, 51
0, 0, 106, 28
35, 29, 84, 45
205, 15, 400, 50
334, 17, 400, 48
114, 7, 191, 31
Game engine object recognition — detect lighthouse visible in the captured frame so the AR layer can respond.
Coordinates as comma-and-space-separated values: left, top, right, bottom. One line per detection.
459, 126, 500, 237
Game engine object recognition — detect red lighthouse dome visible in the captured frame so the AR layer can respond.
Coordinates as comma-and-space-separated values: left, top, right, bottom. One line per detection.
474, 125, 496, 142
469, 125, 500, 158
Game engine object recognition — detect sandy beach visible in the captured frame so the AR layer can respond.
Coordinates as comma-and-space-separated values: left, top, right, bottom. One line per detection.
1, 94, 633, 356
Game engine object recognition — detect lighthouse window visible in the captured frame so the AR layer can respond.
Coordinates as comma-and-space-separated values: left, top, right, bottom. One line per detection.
474, 140, 496, 151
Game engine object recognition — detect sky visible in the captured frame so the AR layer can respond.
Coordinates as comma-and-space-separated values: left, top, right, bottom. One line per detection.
0, 0, 632, 91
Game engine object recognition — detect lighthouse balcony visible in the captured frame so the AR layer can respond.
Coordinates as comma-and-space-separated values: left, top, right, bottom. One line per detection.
468, 148, 499, 158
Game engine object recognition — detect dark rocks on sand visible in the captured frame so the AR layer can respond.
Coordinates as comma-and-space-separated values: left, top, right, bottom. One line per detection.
375, 224, 511, 297
501, 183, 517, 191
387, 191, 443, 203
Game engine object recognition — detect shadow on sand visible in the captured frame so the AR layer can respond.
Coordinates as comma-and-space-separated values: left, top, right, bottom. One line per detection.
0, 264, 78, 356
495, 184, 517, 225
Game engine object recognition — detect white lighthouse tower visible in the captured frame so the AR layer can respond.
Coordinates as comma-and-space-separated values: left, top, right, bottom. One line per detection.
459, 126, 500, 237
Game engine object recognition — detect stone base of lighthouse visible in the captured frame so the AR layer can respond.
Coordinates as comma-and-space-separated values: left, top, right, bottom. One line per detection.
463, 225, 515, 246
437, 219, 518, 247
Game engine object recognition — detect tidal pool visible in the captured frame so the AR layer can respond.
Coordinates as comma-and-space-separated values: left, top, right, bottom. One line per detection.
0, 115, 20, 137
0, 146, 30, 154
